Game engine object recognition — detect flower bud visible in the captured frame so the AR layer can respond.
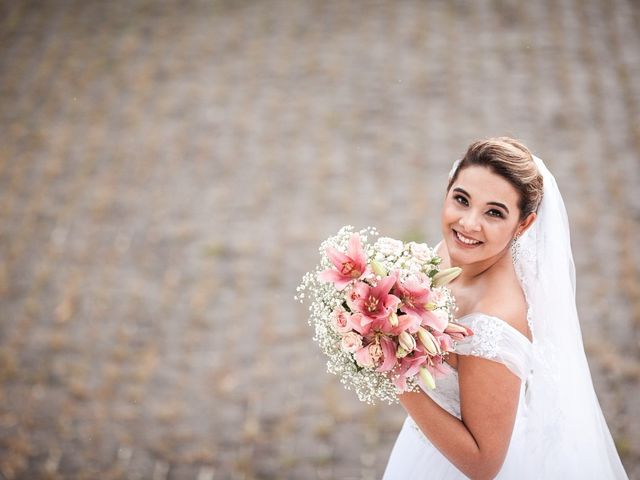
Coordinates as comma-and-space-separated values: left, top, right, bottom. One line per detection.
399, 331, 416, 352
370, 260, 388, 277
396, 345, 409, 359
432, 267, 462, 287
444, 322, 473, 341
418, 327, 440, 355
445, 322, 471, 335
389, 311, 399, 327
424, 302, 437, 311
420, 367, 436, 390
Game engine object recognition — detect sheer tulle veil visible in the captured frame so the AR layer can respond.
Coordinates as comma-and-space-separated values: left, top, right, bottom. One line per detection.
513, 156, 628, 477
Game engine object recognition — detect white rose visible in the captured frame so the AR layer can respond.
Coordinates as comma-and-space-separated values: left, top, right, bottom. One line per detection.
433, 308, 450, 327
429, 289, 444, 304
404, 258, 422, 273
409, 242, 433, 263
375, 237, 404, 256
341, 332, 363, 353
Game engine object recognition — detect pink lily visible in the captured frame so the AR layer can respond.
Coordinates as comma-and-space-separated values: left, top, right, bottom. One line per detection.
401, 352, 428, 378
348, 276, 401, 322
392, 352, 428, 390
349, 312, 381, 337
434, 330, 454, 351
385, 313, 421, 336
349, 312, 369, 336
425, 355, 451, 379
376, 336, 399, 372
317, 234, 369, 290
393, 273, 448, 332
351, 311, 420, 338
393, 272, 431, 317
392, 372, 408, 391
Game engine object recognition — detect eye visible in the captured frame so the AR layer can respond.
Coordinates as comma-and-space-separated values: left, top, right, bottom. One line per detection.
454, 195, 468, 206
487, 209, 504, 218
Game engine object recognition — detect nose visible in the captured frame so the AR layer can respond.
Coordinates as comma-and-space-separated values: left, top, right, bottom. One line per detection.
459, 211, 481, 232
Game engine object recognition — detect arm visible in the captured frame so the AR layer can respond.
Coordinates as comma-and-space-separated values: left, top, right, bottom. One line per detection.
398, 355, 521, 480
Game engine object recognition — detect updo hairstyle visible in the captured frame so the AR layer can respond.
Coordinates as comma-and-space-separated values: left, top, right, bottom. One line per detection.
447, 137, 544, 221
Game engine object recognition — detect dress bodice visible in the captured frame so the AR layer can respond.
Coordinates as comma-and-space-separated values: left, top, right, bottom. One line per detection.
416, 313, 533, 420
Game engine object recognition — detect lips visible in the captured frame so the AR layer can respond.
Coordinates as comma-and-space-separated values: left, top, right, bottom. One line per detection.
452, 229, 483, 247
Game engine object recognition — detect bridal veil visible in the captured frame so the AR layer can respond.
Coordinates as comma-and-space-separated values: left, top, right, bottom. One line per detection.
514, 155, 628, 478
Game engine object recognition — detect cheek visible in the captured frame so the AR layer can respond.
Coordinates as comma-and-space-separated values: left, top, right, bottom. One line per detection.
484, 223, 516, 245
440, 201, 457, 224
440, 209, 453, 232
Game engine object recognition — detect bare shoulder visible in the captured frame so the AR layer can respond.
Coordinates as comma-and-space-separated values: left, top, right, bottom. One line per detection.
475, 277, 532, 342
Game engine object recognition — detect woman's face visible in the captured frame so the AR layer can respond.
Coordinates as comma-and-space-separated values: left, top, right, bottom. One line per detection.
441, 165, 523, 265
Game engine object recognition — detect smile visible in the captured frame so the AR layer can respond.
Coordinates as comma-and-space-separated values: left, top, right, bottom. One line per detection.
453, 229, 483, 246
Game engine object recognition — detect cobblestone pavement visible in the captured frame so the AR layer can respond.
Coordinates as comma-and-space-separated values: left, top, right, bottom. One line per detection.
1, 0, 639, 478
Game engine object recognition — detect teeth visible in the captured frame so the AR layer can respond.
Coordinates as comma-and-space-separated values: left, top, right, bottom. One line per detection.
455, 231, 481, 245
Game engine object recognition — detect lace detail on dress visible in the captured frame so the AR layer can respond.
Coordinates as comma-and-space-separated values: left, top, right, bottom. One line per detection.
454, 313, 533, 381
456, 315, 506, 359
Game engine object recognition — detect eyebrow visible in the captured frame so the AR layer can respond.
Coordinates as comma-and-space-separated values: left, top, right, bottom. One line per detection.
452, 187, 510, 214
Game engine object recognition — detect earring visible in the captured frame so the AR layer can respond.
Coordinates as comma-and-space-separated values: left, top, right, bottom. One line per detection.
511, 233, 521, 263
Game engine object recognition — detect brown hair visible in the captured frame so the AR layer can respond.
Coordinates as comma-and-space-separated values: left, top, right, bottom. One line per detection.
447, 137, 544, 221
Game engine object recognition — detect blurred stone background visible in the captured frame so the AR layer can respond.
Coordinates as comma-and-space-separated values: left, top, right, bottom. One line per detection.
1, 0, 639, 478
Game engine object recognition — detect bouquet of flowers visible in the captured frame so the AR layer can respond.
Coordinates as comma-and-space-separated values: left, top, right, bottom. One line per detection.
295, 226, 473, 404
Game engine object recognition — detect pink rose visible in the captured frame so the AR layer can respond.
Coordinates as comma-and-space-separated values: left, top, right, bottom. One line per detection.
341, 332, 363, 354
330, 307, 353, 334
354, 345, 374, 368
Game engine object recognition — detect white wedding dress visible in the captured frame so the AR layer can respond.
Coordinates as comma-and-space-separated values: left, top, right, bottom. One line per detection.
383, 312, 534, 479
383, 156, 629, 479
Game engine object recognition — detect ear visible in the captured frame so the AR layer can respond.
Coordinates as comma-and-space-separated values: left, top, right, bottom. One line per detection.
516, 212, 536, 236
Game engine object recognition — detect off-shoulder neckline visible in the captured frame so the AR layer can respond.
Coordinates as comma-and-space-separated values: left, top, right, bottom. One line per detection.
457, 312, 533, 346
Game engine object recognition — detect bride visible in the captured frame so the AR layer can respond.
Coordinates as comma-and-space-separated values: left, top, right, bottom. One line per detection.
383, 138, 629, 479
